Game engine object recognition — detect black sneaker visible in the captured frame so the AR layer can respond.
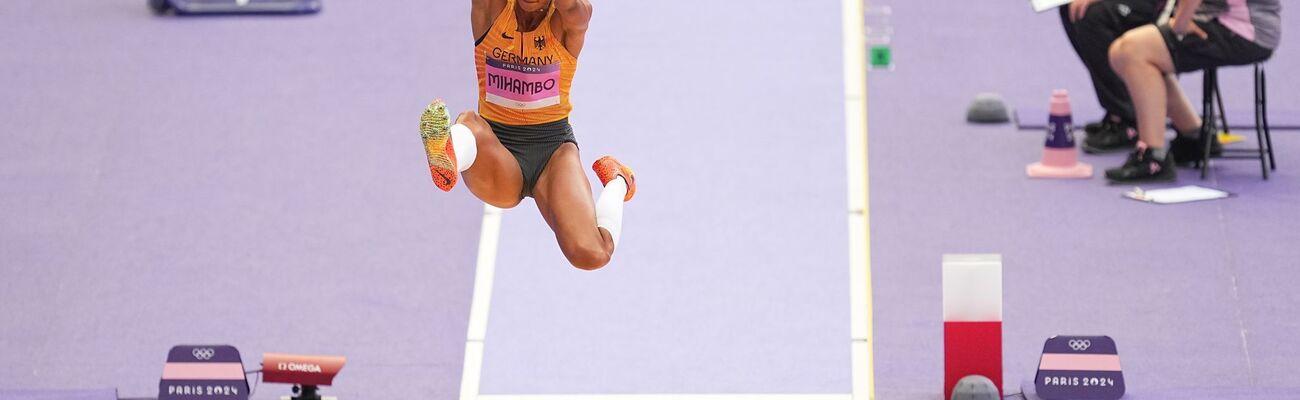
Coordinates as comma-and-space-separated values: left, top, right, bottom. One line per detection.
1082, 120, 1138, 154
1105, 146, 1176, 183
1169, 133, 1223, 167
1084, 114, 1122, 135
1084, 121, 1107, 135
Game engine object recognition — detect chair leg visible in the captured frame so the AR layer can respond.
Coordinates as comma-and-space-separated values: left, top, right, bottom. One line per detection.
1259, 65, 1276, 171
1254, 65, 1268, 179
1215, 73, 1230, 135
1200, 69, 1217, 179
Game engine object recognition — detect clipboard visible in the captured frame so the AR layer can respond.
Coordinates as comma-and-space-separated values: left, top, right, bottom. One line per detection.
1123, 185, 1235, 204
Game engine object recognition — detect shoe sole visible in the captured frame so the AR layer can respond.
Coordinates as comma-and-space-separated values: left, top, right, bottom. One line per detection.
1081, 143, 1135, 154
1171, 139, 1224, 168
420, 100, 457, 192
1105, 173, 1176, 184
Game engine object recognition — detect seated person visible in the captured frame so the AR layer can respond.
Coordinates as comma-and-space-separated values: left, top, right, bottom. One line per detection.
1105, 0, 1279, 182
1060, 0, 1168, 153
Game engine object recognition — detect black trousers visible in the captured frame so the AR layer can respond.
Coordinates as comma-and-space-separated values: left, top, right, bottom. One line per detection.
1059, 0, 1162, 126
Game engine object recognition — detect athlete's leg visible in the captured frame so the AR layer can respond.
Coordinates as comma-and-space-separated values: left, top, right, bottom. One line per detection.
532, 144, 613, 270
422, 101, 524, 208
591, 155, 633, 246
453, 111, 526, 208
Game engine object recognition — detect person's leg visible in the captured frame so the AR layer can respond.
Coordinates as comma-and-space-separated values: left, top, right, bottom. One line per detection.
1109, 25, 1175, 150
1075, 0, 1158, 126
420, 101, 525, 208
455, 111, 527, 208
1163, 73, 1222, 165
1163, 74, 1201, 131
1075, 1, 1165, 153
1104, 24, 1178, 181
1162, 21, 1273, 165
1108, 20, 1275, 177
532, 144, 614, 270
1060, 5, 1083, 57
591, 155, 634, 246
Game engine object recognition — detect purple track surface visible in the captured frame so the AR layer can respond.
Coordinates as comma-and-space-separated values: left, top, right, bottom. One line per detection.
0, 390, 116, 400
3, 0, 1300, 399
869, 1, 1300, 399
1, 1, 481, 399
476, 0, 849, 395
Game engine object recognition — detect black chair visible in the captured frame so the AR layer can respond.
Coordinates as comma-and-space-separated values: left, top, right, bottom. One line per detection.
1197, 63, 1276, 179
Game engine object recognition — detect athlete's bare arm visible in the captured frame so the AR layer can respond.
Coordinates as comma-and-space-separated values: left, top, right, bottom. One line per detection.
551, 0, 592, 57
471, 0, 507, 41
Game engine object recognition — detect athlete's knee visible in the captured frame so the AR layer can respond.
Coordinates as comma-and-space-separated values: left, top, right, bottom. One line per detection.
561, 241, 610, 271
455, 110, 482, 123
567, 252, 610, 271
456, 111, 500, 146
456, 111, 489, 132
482, 196, 522, 209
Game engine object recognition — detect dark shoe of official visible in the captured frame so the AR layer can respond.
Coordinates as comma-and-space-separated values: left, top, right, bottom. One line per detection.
1105, 145, 1176, 183
1085, 114, 1127, 135
1084, 120, 1105, 135
1169, 133, 1223, 167
1084, 114, 1116, 135
1082, 120, 1138, 154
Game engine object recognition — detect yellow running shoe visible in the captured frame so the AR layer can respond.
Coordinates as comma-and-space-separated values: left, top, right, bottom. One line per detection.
420, 99, 458, 192
592, 155, 636, 202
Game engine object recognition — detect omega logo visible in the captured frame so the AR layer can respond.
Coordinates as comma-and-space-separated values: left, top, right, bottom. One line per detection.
277, 362, 322, 373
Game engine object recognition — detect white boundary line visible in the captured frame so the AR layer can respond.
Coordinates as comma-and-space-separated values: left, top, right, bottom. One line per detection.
461, 205, 503, 400
842, 0, 875, 399
459, 1, 874, 397
456, 202, 861, 400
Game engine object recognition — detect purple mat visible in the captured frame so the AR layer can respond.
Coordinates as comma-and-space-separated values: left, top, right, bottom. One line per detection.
0, 390, 116, 400
1015, 107, 1300, 130
5, 0, 1300, 398
868, 0, 1300, 398
478, 0, 850, 394
0, 1, 481, 399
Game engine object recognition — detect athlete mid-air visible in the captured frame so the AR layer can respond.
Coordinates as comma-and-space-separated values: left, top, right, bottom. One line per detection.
421, 0, 635, 270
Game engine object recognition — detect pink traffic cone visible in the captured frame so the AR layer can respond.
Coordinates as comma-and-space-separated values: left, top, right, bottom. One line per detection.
1027, 90, 1093, 178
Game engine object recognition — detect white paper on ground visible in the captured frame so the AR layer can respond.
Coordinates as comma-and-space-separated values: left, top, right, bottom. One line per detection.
1030, 0, 1072, 13
1124, 185, 1233, 204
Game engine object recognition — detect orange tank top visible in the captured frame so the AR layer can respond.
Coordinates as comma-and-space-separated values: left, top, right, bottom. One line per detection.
475, 0, 577, 125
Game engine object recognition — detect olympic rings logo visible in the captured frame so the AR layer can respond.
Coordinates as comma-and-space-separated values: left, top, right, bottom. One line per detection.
1068, 339, 1091, 352
192, 348, 216, 360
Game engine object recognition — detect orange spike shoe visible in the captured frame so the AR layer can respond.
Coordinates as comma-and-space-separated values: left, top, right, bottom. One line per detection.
420, 99, 458, 192
592, 156, 636, 202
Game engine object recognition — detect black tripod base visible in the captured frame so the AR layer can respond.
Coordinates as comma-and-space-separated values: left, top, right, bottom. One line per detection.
291, 385, 322, 400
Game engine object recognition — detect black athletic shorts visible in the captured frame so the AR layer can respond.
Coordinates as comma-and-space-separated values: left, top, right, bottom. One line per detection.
1158, 19, 1272, 73
485, 117, 578, 198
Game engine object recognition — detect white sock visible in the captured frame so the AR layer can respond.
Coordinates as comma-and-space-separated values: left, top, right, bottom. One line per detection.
595, 176, 627, 246
450, 124, 477, 172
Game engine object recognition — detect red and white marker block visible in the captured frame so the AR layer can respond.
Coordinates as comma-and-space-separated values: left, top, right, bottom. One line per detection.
943, 254, 1003, 400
